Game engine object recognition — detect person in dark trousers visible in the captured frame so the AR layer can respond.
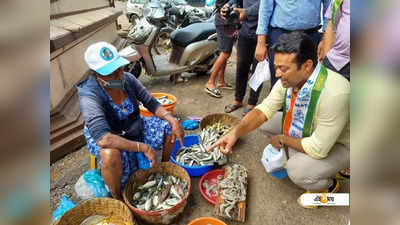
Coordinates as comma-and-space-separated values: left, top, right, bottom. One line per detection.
204, 0, 238, 98
318, 0, 350, 81
221, 0, 261, 116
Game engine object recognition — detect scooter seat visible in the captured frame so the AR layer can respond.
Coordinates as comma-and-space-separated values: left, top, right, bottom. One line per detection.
171, 22, 216, 47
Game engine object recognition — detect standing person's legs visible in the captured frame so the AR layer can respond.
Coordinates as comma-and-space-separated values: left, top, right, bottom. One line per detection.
307, 30, 322, 46
217, 59, 229, 87
205, 25, 234, 98
267, 27, 286, 89
286, 143, 350, 191
244, 37, 260, 109
206, 52, 231, 97
235, 35, 256, 103
224, 34, 253, 112
323, 57, 350, 81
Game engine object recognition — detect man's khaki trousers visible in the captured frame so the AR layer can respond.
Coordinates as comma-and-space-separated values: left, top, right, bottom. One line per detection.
260, 112, 350, 191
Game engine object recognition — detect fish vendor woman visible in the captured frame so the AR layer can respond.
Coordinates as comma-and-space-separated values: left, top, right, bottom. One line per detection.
209, 32, 350, 208
77, 42, 185, 199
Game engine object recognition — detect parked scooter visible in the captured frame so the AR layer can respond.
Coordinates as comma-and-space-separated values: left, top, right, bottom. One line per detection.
119, 0, 218, 83
152, 4, 214, 54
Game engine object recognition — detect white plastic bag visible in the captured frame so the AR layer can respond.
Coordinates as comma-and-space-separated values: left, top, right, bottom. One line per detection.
261, 144, 287, 173
74, 170, 110, 200
249, 59, 270, 91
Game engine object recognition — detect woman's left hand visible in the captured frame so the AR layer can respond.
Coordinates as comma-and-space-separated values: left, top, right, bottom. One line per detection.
171, 120, 185, 145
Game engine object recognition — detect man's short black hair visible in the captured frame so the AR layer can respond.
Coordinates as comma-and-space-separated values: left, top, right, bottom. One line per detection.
271, 31, 318, 69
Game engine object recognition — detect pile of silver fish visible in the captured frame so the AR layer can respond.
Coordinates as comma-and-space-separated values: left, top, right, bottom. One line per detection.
202, 174, 224, 198
203, 122, 233, 137
175, 124, 232, 167
132, 173, 188, 211
218, 164, 248, 218
156, 96, 173, 105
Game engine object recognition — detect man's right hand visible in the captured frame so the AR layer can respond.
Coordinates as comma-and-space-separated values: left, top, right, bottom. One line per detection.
143, 144, 157, 167
207, 132, 238, 155
255, 42, 268, 62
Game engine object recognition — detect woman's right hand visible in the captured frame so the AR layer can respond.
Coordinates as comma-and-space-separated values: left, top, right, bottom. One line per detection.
143, 144, 157, 167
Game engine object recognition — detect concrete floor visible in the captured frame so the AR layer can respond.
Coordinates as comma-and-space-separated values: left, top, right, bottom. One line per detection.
50, 2, 349, 224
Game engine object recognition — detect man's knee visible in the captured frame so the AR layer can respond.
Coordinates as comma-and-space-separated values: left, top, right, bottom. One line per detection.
286, 154, 320, 188
100, 148, 121, 168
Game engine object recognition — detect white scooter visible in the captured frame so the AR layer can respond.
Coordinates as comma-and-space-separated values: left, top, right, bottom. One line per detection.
119, 0, 218, 83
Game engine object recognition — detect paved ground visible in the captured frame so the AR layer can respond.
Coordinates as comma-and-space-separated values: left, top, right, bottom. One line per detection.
50, 3, 349, 224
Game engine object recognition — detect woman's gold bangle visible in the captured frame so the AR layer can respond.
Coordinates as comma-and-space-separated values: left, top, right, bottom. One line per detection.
136, 142, 140, 152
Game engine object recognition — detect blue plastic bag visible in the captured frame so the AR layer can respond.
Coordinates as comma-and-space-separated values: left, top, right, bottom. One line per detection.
52, 195, 76, 221
137, 152, 151, 170
182, 120, 199, 130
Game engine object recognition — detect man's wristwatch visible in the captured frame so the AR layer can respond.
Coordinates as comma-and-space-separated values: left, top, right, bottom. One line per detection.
279, 135, 285, 148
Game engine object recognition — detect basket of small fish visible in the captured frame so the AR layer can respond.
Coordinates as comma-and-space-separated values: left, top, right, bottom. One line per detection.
54, 198, 136, 225
122, 162, 191, 225
199, 113, 240, 131
140, 93, 177, 117
170, 131, 228, 177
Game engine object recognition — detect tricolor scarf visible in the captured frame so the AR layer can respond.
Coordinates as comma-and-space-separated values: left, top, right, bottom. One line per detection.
281, 63, 328, 156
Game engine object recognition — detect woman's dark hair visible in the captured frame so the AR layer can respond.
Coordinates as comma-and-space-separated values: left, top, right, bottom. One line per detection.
271, 31, 318, 69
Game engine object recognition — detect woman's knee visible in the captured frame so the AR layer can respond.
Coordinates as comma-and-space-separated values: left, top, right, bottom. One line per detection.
100, 148, 121, 168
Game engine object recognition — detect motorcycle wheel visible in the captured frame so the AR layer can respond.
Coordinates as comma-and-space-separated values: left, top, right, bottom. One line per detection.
124, 61, 142, 79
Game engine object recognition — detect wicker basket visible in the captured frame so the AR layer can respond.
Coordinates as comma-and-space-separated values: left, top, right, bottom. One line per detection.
123, 162, 191, 225
199, 113, 240, 130
54, 198, 136, 225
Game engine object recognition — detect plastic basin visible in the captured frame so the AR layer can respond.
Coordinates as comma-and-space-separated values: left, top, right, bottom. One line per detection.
271, 168, 288, 179
199, 169, 224, 205
188, 217, 227, 225
140, 93, 177, 117
170, 135, 214, 177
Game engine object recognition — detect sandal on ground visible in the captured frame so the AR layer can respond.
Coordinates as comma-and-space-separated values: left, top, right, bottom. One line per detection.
337, 168, 350, 179
204, 87, 222, 98
217, 83, 234, 90
297, 178, 341, 209
224, 103, 242, 113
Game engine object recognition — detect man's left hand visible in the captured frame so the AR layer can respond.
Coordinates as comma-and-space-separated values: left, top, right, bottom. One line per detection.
171, 120, 185, 145
270, 135, 283, 149
234, 8, 246, 22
